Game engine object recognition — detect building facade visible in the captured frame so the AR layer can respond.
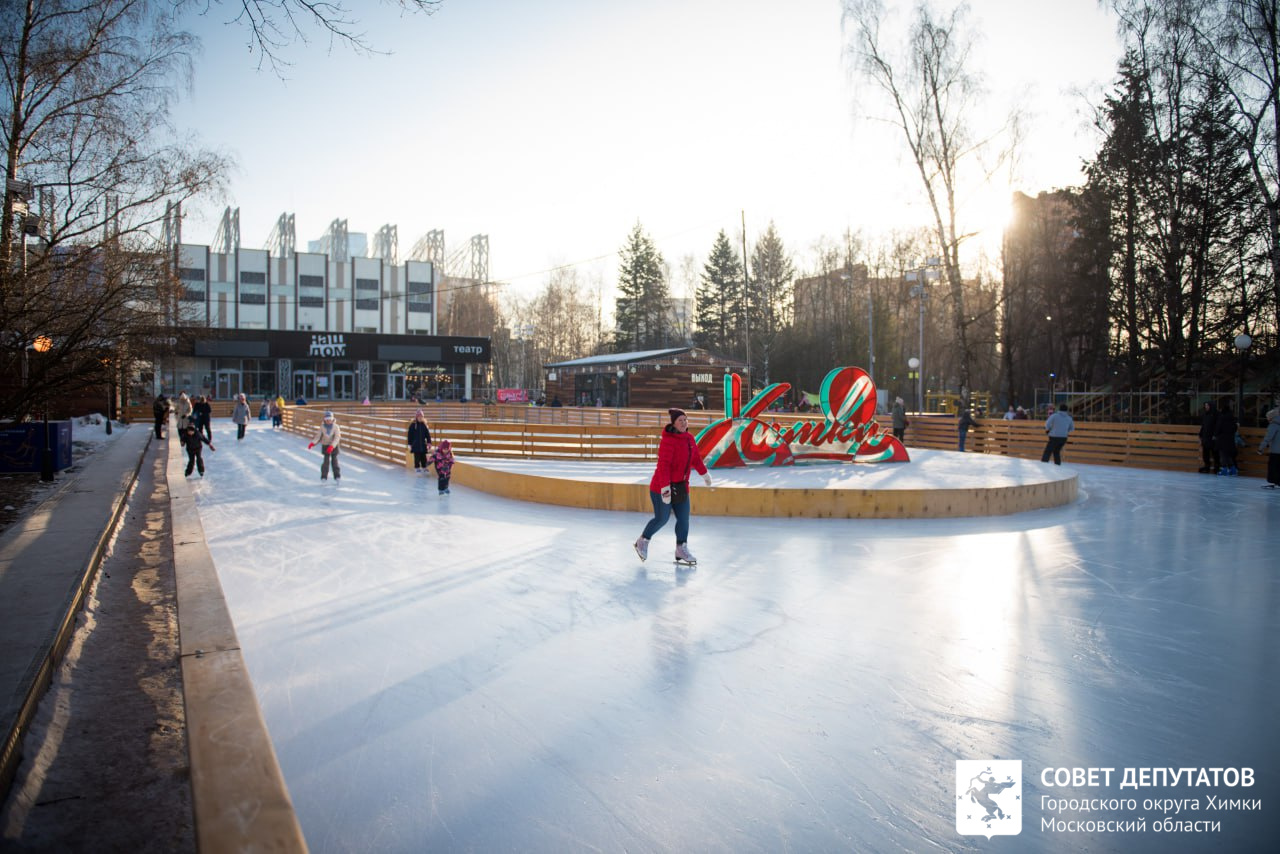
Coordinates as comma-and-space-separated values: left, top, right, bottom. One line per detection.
544, 348, 747, 410
158, 242, 490, 403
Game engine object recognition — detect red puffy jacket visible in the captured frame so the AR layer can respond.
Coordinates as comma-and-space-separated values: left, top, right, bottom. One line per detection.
648, 425, 708, 492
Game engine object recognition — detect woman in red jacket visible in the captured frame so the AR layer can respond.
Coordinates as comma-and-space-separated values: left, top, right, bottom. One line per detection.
634, 408, 712, 565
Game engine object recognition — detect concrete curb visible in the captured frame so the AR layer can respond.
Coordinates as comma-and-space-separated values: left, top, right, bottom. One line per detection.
166, 427, 308, 851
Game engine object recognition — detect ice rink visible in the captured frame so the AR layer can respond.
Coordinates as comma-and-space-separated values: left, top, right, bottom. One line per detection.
189, 423, 1279, 853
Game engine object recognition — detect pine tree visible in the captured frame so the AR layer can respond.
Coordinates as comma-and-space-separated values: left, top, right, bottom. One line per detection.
613, 223, 670, 351
695, 230, 744, 355
747, 222, 795, 385
1083, 53, 1154, 389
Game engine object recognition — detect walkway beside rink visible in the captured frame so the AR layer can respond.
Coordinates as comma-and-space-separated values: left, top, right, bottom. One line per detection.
187, 425, 1277, 853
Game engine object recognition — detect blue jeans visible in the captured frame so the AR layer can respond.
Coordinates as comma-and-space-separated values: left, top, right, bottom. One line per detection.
641, 490, 690, 544
958, 426, 969, 452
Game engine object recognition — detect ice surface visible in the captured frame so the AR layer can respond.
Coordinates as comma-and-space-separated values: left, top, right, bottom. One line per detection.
191, 424, 1280, 853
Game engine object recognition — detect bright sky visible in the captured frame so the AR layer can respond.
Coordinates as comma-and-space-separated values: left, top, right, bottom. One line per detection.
171, 0, 1122, 297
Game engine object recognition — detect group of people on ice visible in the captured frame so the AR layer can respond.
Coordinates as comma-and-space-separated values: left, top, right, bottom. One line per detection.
405, 408, 453, 494
302, 407, 453, 493
164, 398, 453, 493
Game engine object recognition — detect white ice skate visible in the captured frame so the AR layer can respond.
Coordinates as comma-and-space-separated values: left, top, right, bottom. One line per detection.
633, 536, 649, 562
674, 543, 697, 566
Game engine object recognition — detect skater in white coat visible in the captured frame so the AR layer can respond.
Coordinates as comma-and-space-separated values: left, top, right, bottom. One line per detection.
308, 411, 342, 480
634, 408, 711, 565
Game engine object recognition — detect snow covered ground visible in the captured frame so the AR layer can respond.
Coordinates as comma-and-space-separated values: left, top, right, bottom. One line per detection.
190, 422, 1279, 853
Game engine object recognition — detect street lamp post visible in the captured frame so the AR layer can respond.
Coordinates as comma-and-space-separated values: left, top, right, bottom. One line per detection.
1234, 333, 1252, 422
26, 336, 54, 481
904, 257, 941, 412
1045, 314, 1054, 411
908, 357, 920, 414
103, 356, 113, 435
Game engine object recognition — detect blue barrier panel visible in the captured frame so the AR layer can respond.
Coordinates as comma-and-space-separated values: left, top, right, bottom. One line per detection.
0, 420, 73, 473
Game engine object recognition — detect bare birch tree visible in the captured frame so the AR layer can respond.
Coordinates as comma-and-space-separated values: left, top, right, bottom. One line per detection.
186, 0, 444, 74
843, 0, 1012, 406
1196, 0, 1280, 338
2, 0, 227, 422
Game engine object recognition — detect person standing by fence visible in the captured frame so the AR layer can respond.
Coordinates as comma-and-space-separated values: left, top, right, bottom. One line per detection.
957, 406, 979, 452
1258, 408, 1280, 489
1215, 400, 1240, 476
1041, 403, 1075, 465
891, 397, 907, 441
1198, 401, 1220, 474
407, 409, 433, 474
151, 394, 168, 440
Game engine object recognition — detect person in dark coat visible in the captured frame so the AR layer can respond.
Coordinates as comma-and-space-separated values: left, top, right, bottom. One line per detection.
152, 394, 168, 439
891, 397, 907, 441
1214, 400, 1240, 476
192, 394, 213, 441
957, 406, 979, 452
1198, 400, 1219, 473
180, 422, 215, 477
406, 409, 433, 474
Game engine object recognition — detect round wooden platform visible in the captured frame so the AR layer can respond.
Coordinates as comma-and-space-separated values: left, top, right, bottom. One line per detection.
453, 449, 1079, 519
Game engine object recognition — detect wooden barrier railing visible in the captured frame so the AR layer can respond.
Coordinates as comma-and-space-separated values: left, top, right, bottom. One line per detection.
901, 414, 1268, 478
273, 405, 1270, 478
120, 398, 1270, 476
284, 407, 665, 465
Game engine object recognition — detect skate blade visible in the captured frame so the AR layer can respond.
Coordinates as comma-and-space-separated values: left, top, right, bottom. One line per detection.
674, 559, 697, 567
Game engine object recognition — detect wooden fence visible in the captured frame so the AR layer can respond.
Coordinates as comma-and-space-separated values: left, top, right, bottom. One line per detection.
127, 400, 1270, 477
901, 414, 1268, 478
284, 406, 667, 467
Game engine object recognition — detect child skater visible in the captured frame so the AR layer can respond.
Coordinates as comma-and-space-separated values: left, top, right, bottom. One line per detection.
407, 409, 433, 474
307, 411, 342, 481
432, 438, 454, 494
180, 421, 215, 477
